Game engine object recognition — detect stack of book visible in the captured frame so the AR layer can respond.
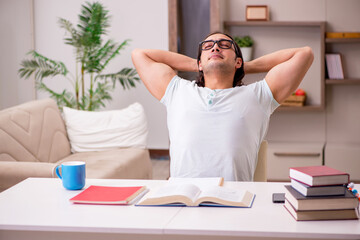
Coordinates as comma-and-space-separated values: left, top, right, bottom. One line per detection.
284, 165, 359, 221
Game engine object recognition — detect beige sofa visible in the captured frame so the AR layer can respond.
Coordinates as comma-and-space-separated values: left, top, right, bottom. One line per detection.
0, 99, 152, 192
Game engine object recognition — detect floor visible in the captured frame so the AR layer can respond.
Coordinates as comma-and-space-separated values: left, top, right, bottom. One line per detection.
151, 159, 170, 180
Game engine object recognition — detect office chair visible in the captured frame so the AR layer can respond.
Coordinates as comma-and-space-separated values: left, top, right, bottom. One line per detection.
253, 140, 268, 182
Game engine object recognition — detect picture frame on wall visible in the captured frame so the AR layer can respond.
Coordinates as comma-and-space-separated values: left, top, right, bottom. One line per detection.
246, 5, 269, 21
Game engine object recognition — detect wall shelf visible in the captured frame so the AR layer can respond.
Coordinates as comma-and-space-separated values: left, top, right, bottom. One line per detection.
277, 105, 324, 112
224, 21, 325, 28
325, 38, 360, 43
326, 79, 360, 85
325, 36, 360, 86
224, 21, 326, 111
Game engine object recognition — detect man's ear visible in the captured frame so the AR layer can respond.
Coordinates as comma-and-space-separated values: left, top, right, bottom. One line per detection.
235, 57, 242, 69
198, 61, 203, 71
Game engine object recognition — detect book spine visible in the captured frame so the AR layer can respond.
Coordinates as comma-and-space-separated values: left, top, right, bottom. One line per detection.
289, 177, 348, 187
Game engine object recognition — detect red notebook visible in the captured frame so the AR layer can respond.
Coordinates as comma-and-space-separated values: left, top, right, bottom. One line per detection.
289, 166, 349, 186
70, 185, 147, 205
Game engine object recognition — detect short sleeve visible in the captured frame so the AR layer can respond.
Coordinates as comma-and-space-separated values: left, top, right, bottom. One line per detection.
250, 79, 280, 114
160, 75, 181, 106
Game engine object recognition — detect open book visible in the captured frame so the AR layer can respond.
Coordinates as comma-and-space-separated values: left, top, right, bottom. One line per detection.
137, 178, 255, 208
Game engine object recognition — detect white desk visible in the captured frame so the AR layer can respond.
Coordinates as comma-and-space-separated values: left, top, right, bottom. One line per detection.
0, 178, 359, 240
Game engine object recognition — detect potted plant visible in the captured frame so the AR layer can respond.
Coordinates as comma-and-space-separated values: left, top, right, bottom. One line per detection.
19, 2, 139, 111
234, 35, 254, 62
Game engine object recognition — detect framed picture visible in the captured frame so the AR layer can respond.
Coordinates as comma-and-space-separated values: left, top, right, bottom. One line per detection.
246, 5, 269, 21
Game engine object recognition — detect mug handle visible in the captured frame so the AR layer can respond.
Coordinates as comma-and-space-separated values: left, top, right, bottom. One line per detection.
55, 165, 62, 179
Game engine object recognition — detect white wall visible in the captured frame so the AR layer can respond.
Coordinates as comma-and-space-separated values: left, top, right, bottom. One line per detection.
225, 0, 327, 22
0, 0, 35, 109
0, 0, 169, 149
2, 0, 360, 149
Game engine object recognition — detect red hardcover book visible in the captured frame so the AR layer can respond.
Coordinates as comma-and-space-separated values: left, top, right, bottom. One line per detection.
289, 165, 349, 186
70, 185, 147, 205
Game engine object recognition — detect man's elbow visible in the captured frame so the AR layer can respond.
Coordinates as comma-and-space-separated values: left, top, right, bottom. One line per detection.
131, 48, 142, 60
302, 46, 314, 64
131, 48, 147, 67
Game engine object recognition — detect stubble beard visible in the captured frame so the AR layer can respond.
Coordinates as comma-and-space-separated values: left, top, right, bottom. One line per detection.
202, 60, 234, 77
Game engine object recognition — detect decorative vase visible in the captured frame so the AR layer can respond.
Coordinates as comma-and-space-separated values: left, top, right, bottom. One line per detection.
240, 47, 253, 62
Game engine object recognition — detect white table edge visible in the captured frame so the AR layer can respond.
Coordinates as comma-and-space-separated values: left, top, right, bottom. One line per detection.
163, 228, 360, 239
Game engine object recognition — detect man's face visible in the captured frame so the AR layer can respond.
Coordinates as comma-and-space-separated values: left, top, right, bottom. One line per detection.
198, 34, 242, 74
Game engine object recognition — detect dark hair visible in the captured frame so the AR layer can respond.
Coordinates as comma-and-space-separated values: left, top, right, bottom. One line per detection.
195, 32, 245, 87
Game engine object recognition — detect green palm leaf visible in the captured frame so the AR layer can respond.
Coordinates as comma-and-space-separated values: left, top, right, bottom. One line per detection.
58, 18, 81, 47
18, 51, 68, 81
101, 39, 129, 71
96, 68, 140, 90
85, 39, 129, 73
36, 82, 76, 110
78, 2, 109, 47
88, 81, 113, 110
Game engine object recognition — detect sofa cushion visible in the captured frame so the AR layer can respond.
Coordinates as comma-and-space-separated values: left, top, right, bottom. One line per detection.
0, 99, 71, 163
62, 103, 148, 153
58, 148, 152, 179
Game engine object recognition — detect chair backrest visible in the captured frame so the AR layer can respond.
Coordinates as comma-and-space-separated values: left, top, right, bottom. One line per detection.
253, 140, 268, 182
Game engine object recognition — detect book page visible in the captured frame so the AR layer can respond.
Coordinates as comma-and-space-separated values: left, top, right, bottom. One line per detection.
128, 188, 150, 205
137, 184, 202, 206
195, 186, 254, 207
168, 177, 224, 189
197, 186, 246, 202
151, 184, 200, 200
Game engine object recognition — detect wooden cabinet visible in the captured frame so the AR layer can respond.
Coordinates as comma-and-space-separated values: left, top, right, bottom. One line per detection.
324, 35, 360, 181
224, 21, 326, 111
325, 143, 360, 182
267, 142, 324, 181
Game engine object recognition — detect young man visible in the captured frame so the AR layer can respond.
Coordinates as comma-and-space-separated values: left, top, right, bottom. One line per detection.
132, 32, 314, 181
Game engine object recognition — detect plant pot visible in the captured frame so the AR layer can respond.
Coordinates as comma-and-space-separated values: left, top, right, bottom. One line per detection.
240, 47, 253, 62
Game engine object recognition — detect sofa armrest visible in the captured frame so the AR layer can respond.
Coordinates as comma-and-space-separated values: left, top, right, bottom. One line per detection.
0, 162, 56, 192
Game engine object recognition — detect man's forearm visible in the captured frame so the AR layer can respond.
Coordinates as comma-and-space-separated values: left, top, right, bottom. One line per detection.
137, 49, 198, 72
244, 47, 309, 74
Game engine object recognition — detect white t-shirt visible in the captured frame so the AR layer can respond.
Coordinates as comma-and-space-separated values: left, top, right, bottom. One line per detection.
161, 75, 279, 181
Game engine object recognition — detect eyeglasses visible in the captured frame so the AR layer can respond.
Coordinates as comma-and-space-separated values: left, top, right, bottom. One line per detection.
199, 39, 234, 51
